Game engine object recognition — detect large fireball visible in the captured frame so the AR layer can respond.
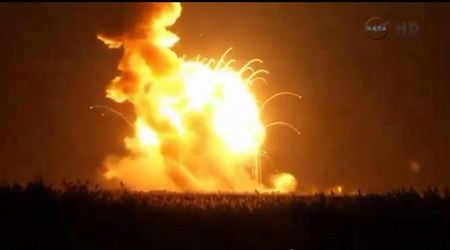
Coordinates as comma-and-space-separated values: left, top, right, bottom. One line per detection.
98, 3, 297, 192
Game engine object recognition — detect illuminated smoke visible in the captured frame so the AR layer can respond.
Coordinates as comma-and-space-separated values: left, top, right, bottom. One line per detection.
97, 3, 297, 192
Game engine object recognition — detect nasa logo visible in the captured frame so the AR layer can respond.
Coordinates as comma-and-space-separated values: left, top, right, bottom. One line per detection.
364, 17, 389, 40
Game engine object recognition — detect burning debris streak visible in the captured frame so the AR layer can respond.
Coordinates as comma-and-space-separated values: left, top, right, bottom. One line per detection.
97, 3, 299, 192
260, 92, 302, 112
265, 122, 301, 135
89, 105, 133, 128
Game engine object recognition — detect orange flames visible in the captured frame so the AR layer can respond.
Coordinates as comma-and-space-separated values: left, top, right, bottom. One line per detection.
98, 3, 297, 192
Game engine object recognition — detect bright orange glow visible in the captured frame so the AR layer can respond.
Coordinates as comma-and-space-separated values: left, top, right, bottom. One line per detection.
99, 3, 297, 193
135, 118, 160, 147
327, 185, 344, 195
271, 173, 297, 193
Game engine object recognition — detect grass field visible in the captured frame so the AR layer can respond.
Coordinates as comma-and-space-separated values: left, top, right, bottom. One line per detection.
1, 181, 449, 250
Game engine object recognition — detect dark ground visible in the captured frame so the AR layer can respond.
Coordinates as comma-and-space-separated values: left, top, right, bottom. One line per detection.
0, 180, 449, 250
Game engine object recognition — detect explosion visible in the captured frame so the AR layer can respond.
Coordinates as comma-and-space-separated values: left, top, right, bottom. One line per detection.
96, 3, 298, 192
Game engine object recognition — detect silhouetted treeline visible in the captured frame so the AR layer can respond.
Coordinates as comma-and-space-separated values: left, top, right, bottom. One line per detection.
0, 180, 449, 250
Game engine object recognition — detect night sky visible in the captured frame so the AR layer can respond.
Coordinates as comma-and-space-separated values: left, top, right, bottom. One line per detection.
0, 3, 448, 192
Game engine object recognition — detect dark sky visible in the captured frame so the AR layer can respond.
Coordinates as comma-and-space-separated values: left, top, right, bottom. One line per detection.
0, 3, 448, 192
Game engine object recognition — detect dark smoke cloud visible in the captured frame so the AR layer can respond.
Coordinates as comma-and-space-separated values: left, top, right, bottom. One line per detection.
94, 3, 180, 43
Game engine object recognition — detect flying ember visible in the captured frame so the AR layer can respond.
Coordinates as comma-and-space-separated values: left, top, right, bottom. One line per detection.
97, 3, 298, 192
